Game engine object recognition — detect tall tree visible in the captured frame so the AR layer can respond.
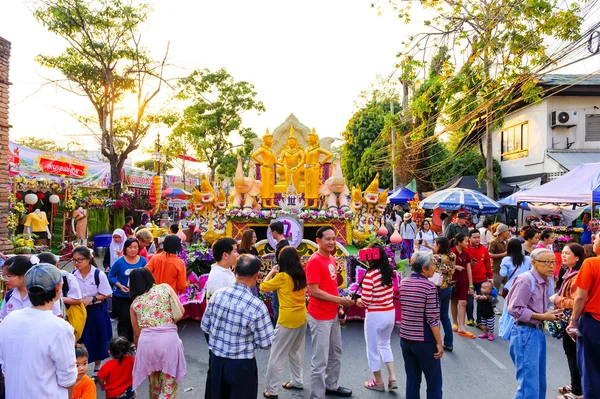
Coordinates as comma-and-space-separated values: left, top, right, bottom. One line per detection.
341, 101, 393, 189
393, 0, 596, 197
33, 0, 170, 197
174, 68, 265, 182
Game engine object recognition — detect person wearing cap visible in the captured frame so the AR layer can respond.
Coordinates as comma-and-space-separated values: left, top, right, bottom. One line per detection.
146, 235, 188, 294
506, 248, 565, 399
489, 224, 511, 293
0, 263, 78, 399
399, 212, 419, 259
444, 212, 470, 241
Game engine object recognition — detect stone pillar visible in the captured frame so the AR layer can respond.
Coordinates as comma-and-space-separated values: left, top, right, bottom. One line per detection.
0, 37, 12, 252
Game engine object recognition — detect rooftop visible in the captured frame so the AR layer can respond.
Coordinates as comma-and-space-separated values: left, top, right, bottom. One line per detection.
537, 73, 600, 88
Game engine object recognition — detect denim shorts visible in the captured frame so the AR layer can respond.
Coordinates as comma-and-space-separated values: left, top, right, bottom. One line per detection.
107, 386, 135, 399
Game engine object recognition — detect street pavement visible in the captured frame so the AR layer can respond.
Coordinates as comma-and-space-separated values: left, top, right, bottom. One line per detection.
96, 310, 571, 399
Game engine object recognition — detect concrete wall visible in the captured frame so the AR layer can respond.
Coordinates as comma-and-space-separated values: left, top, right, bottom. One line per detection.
488, 96, 600, 180
0, 37, 11, 252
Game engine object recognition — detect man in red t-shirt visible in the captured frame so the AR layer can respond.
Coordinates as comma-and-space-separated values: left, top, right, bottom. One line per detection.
465, 229, 493, 327
306, 226, 353, 398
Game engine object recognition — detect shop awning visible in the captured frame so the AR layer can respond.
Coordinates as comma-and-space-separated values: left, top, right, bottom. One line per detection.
547, 151, 600, 171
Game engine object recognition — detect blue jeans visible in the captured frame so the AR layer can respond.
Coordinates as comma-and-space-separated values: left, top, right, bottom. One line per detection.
438, 287, 453, 348
509, 325, 546, 399
577, 314, 600, 398
400, 339, 443, 399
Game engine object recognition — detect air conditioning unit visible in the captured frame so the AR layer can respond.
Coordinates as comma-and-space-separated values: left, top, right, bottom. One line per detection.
550, 110, 577, 128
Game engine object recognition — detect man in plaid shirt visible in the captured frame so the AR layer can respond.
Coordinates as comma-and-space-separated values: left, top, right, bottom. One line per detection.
201, 254, 274, 398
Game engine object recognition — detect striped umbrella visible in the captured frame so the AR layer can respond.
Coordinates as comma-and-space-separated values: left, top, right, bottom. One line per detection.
419, 188, 501, 215
161, 187, 192, 199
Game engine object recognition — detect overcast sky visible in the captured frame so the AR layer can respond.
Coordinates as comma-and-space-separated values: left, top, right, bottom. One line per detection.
1, 0, 422, 159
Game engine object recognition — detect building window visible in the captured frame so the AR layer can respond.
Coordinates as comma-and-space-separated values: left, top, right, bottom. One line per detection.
501, 122, 529, 161
585, 114, 600, 141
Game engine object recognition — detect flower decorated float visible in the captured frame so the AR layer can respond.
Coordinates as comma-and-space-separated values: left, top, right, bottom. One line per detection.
178, 114, 402, 322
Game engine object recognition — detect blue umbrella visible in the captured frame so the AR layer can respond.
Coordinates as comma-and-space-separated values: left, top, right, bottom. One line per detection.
419, 188, 501, 215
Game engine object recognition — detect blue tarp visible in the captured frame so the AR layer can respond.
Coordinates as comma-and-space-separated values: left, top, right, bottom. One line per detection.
389, 187, 420, 205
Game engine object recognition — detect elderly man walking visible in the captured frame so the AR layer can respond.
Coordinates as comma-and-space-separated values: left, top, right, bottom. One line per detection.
568, 231, 600, 398
201, 254, 274, 399
506, 248, 565, 399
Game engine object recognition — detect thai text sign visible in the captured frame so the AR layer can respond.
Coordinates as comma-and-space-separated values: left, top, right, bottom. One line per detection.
38, 157, 86, 178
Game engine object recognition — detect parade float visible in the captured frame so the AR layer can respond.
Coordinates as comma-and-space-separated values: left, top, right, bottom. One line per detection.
178, 114, 406, 322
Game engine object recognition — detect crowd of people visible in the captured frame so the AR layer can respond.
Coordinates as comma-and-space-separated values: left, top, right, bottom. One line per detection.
0, 209, 599, 399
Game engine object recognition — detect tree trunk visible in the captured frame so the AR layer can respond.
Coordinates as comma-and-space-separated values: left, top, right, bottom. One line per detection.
110, 163, 122, 199
486, 110, 494, 199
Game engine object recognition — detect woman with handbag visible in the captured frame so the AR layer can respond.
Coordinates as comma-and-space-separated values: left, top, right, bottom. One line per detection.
433, 237, 456, 351
550, 243, 585, 399
129, 268, 187, 399
499, 239, 533, 297
356, 243, 398, 392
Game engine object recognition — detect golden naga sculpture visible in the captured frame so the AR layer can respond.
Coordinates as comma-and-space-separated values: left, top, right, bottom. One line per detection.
318, 159, 349, 210
229, 155, 262, 209
278, 126, 305, 192
304, 128, 332, 208
364, 173, 380, 211
251, 129, 279, 207
376, 190, 388, 215
350, 185, 364, 213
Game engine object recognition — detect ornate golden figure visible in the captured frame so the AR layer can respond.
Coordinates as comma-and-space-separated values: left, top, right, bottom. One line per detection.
304, 128, 332, 207
278, 125, 305, 191
251, 129, 279, 207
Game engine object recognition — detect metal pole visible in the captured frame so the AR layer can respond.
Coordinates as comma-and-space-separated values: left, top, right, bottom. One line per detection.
391, 100, 397, 191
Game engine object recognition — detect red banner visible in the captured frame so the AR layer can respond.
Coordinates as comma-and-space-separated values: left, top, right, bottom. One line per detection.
38, 157, 86, 178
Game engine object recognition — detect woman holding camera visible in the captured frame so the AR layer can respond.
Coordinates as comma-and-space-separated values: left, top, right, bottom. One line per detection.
356, 244, 397, 392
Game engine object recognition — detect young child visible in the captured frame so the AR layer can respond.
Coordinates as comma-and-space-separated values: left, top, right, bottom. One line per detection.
98, 337, 136, 399
73, 345, 96, 399
474, 281, 496, 341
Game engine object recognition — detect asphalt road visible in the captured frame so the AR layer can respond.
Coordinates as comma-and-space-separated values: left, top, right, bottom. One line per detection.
95, 313, 571, 399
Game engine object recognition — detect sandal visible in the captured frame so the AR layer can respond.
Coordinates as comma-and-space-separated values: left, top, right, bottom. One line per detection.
364, 378, 385, 392
558, 385, 572, 394
558, 394, 583, 399
388, 380, 398, 390
458, 331, 476, 339
282, 382, 303, 390
263, 391, 278, 398
452, 324, 458, 332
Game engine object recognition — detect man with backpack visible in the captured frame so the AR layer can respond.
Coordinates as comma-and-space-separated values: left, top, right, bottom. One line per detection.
505, 248, 565, 399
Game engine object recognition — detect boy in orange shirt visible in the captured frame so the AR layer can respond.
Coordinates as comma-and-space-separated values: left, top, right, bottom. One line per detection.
73, 345, 96, 399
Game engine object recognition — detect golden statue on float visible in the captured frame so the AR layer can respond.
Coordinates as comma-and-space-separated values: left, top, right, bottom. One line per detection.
190, 113, 386, 247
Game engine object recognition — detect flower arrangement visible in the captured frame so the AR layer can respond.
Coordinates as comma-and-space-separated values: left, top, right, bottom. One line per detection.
13, 176, 69, 192
179, 243, 215, 276
589, 219, 600, 233
9, 234, 37, 254
556, 235, 573, 243
550, 226, 584, 234
525, 216, 539, 223
7, 213, 19, 232
178, 272, 207, 305
225, 208, 355, 222
62, 199, 76, 212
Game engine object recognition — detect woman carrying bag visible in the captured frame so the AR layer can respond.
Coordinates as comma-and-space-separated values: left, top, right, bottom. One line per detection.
129, 268, 187, 399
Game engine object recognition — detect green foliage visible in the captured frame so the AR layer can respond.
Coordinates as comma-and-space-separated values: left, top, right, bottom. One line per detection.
134, 159, 173, 173
435, 148, 502, 194
341, 101, 392, 189
174, 68, 265, 182
33, 0, 168, 197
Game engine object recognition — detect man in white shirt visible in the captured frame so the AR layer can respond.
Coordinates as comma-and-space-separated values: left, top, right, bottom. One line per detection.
0, 263, 77, 399
478, 220, 492, 248
203, 236, 239, 399
205, 237, 239, 300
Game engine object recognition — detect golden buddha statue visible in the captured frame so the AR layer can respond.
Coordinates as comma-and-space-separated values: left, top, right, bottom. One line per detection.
304, 128, 333, 207
251, 129, 279, 207
278, 126, 305, 191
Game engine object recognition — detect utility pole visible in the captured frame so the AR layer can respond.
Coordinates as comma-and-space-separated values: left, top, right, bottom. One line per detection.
391, 100, 397, 191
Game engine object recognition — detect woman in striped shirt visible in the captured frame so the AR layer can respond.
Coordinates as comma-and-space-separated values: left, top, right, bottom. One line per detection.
356, 244, 397, 392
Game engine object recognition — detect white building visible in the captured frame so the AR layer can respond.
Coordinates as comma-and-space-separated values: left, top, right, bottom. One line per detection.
487, 74, 600, 188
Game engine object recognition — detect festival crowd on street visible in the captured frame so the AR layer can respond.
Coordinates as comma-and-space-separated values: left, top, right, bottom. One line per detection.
0, 213, 598, 399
